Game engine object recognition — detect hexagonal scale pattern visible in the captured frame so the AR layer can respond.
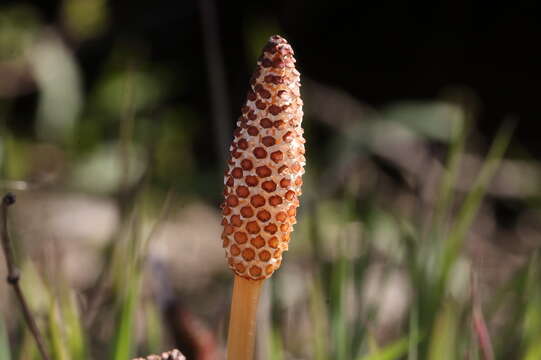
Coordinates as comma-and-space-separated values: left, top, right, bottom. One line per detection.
221, 35, 305, 280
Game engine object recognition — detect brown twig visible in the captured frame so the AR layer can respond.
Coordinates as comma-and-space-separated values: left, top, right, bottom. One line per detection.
0, 193, 50, 360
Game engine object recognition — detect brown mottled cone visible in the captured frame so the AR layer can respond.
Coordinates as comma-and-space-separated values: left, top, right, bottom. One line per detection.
132, 349, 186, 360
221, 35, 305, 280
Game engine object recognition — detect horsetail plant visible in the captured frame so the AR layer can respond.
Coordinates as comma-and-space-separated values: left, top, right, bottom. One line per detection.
221, 35, 305, 359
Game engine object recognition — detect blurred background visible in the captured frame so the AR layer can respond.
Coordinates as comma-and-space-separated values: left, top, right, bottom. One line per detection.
1, 1, 540, 359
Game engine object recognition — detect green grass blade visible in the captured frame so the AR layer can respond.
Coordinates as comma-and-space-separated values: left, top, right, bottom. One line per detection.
309, 276, 329, 360
427, 301, 458, 360
432, 108, 466, 233
358, 335, 414, 360
330, 256, 350, 360
0, 315, 11, 360
111, 273, 141, 360
18, 330, 40, 360
63, 292, 87, 359
48, 303, 69, 360
366, 332, 380, 354
524, 334, 541, 360
440, 120, 515, 287
269, 326, 285, 360
110, 206, 145, 360
523, 252, 541, 360
143, 301, 163, 354
408, 299, 419, 360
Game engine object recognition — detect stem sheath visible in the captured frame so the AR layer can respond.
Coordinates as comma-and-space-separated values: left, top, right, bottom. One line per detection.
227, 275, 264, 360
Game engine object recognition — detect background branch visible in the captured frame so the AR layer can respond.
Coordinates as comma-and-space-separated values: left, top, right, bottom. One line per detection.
1, 193, 50, 360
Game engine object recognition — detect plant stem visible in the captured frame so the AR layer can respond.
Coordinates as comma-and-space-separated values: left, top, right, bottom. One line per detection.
227, 275, 264, 360
1, 193, 50, 360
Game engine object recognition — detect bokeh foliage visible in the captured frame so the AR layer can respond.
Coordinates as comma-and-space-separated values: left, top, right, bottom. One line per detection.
1, 2, 541, 360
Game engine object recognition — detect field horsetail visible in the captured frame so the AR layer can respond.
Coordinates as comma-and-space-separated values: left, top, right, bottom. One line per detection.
221, 35, 305, 360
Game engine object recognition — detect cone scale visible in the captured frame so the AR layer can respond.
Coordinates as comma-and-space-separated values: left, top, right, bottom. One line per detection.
221, 35, 305, 359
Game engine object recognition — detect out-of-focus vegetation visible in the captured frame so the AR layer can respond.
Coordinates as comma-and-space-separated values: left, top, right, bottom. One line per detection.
1, 2, 541, 360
